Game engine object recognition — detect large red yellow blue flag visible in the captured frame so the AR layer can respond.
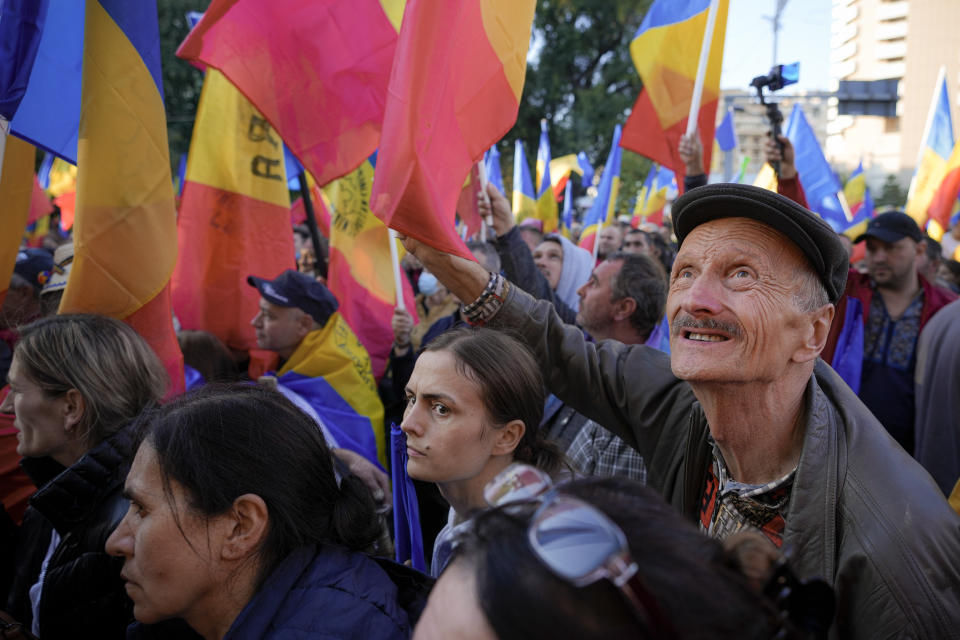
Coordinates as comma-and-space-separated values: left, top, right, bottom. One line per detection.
60, 0, 183, 394
370, 0, 535, 260
906, 68, 954, 228
535, 120, 559, 233
323, 158, 418, 381
927, 142, 960, 240
513, 140, 538, 225
579, 125, 622, 254
172, 69, 296, 354
177, 0, 404, 188
0, 136, 34, 308
621, 0, 729, 184
276, 309, 388, 467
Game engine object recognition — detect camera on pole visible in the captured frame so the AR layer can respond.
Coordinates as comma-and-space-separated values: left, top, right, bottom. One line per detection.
750, 62, 799, 176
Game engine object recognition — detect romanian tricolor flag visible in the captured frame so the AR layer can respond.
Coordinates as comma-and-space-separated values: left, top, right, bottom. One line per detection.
0, 136, 35, 308
484, 144, 505, 194
561, 179, 574, 237
754, 163, 778, 192
631, 166, 656, 228
513, 140, 538, 224
323, 159, 418, 381
370, 0, 535, 260
621, 0, 729, 184
276, 311, 387, 467
642, 166, 675, 227
927, 141, 960, 240
579, 125, 623, 254
841, 163, 874, 264
549, 154, 583, 200
178, 0, 404, 188
906, 68, 955, 228
171, 69, 296, 354
60, 0, 183, 394
535, 120, 559, 233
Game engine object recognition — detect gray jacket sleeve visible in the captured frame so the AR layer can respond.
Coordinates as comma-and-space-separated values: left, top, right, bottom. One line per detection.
494, 227, 578, 325
488, 283, 695, 490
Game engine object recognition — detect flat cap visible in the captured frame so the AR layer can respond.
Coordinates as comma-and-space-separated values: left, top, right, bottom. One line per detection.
673, 183, 848, 304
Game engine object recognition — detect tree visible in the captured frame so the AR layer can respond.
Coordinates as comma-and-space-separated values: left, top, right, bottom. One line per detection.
158, 0, 211, 174
499, 0, 653, 218
875, 174, 906, 210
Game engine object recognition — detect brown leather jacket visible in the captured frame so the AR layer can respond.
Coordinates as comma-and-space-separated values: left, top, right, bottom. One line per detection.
490, 283, 960, 639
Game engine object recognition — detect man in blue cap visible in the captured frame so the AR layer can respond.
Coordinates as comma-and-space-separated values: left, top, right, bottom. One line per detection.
247, 269, 389, 499
824, 211, 957, 455
2, 249, 54, 385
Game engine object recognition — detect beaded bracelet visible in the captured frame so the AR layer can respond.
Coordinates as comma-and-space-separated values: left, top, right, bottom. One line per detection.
462, 272, 508, 326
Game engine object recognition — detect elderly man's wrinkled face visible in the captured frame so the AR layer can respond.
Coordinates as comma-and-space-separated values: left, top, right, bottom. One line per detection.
667, 218, 815, 384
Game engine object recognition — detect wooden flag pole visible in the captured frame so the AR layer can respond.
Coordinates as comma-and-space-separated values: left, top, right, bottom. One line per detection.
388, 228, 406, 311
685, 0, 721, 137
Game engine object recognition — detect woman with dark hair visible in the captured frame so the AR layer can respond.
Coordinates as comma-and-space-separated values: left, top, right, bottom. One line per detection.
400, 326, 564, 577
0, 314, 168, 638
106, 384, 423, 639
414, 472, 829, 640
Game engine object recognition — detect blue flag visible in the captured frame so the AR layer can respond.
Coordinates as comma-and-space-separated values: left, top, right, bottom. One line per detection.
577, 150, 594, 186
391, 425, 426, 572
715, 107, 737, 152
562, 179, 574, 231
8, 1, 83, 163
785, 104, 848, 231
0, 0, 51, 120
485, 144, 505, 194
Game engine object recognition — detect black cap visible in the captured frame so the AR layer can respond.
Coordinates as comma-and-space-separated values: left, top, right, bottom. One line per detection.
14, 248, 54, 292
247, 269, 338, 326
673, 183, 849, 304
852, 211, 923, 244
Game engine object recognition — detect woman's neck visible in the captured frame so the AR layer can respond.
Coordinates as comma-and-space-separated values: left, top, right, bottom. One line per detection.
439, 456, 512, 524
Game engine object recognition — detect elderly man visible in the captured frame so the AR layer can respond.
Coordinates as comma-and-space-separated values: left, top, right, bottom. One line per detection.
401, 183, 960, 638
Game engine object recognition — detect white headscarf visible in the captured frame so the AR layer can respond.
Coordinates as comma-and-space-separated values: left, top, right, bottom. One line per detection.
551, 234, 593, 312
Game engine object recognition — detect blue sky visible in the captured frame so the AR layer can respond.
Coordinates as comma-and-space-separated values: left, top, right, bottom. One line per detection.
720, 0, 832, 93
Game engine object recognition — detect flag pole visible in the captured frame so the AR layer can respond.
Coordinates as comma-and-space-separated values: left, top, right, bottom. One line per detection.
685, 0, 721, 137
297, 173, 327, 280
0, 117, 9, 184
478, 160, 491, 236
388, 228, 406, 311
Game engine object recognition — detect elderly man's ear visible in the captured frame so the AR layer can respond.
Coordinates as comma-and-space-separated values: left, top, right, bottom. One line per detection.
791, 304, 835, 364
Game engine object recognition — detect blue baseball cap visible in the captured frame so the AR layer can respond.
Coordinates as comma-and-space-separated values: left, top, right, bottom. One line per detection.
247, 269, 338, 326
14, 248, 54, 292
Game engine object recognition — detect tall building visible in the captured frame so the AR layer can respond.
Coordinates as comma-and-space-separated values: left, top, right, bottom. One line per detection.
826, 0, 960, 188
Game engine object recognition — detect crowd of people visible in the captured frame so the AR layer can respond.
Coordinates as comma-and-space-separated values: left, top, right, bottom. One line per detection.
1, 131, 959, 640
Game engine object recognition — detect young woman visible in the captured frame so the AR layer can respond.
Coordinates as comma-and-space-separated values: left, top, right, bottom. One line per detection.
106, 384, 425, 640
400, 327, 564, 576
0, 314, 168, 638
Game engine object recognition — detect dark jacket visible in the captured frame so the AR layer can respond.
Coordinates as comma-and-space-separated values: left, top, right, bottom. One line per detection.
4, 423, 135, 639
129, 545, 421, 640
493, 226, 577, 325
489, 284, 960, 640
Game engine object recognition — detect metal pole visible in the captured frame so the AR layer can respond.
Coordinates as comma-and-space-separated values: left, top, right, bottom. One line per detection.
297, 173, 327, 280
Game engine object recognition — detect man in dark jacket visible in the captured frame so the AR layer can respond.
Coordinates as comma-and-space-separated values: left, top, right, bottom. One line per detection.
823, 213, 957, 454
400, 183, 960, 639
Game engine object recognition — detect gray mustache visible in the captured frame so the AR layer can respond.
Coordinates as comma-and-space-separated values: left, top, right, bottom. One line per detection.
671, 314, 743, 339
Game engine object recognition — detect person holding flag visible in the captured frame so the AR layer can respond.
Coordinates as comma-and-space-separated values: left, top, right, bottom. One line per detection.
247, 270, 391, 500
